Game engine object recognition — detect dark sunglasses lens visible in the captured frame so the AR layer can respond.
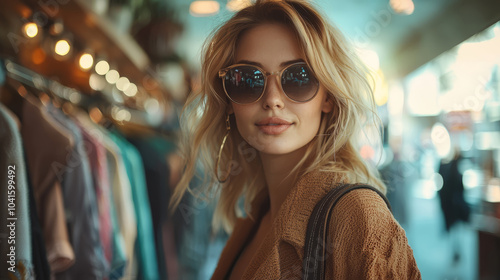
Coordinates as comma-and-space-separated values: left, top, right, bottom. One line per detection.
224, 66, 264, 103
281, 64, 319, 102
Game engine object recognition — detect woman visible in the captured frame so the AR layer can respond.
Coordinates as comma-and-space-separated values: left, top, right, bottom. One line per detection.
170, 0, 421, 279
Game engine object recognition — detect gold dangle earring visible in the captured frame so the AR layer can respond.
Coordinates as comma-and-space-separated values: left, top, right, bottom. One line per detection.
215, 114, 232, 183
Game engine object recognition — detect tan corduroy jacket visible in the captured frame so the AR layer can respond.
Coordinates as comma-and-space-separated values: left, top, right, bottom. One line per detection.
211, 171, 421, 279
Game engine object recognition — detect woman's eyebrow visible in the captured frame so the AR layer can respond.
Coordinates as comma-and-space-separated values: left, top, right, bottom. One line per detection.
234, 60, 263, 67
234, 59, 305, 68
279, 59, 304, 67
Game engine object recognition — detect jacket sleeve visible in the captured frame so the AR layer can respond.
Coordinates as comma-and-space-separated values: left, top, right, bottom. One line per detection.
325, 189, 421, 280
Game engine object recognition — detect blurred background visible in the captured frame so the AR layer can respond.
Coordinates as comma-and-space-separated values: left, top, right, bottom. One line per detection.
0, 0, 499, 279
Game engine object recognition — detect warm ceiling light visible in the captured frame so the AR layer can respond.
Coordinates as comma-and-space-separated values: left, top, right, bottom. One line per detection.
95, 60, 110, 75
79, 53, 94, 70
105, 70, 120, 84
55, 39, 70, 56
226, 0, 251, 12
390, 0, 415, 15
190, 1, 220, 17
23, 22, 38, 38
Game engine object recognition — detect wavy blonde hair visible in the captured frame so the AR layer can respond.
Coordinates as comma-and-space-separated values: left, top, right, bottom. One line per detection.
170, 0, 386, 233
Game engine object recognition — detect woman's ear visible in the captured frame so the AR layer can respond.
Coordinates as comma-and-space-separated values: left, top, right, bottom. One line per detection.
321, 94, 334, 113
228, 103, 234, 114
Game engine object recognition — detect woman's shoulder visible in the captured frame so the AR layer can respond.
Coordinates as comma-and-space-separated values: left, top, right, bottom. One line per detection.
329, 187, 396, 238
325, 188, 421, 279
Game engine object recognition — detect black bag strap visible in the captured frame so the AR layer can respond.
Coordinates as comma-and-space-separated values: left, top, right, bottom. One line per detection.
302, 183, 392, 280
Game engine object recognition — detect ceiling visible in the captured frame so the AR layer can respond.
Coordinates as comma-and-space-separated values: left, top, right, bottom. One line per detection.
169, 0, 500, 78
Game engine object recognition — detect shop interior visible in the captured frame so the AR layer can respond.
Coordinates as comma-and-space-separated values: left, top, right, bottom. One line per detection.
1, 0, 500, 279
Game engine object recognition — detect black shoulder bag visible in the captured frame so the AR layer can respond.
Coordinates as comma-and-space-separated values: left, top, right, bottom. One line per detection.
302, 184, 392, 280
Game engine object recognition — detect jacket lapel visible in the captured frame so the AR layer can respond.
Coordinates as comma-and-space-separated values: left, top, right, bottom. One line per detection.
210, 216, 258, 279
211, 187, 269, 280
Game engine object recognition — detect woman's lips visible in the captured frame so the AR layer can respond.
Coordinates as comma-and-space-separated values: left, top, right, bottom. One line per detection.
257, 124, 292, 135
256, 117, 293, 135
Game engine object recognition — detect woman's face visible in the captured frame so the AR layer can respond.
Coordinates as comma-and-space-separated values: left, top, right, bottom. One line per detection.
229, 23, 332, 156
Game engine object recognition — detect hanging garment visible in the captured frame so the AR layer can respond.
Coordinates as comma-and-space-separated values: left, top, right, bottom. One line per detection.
172, 168, 228, 280
46, 104, 107, 279
72, 111, 130, 280
21, 96, 76, 273
74, 111, 140, 278
0, 103, 34, 279
127, 137, 172, 280
110, 131, 160, 280
25, 155, 51, 280
129, 135, 227, 280
74, 120, 113, 266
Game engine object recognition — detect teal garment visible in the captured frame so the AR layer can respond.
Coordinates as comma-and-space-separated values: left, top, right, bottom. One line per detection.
127, 136, 173, 280
109, 196, 127, 279
109, 131, 159, 280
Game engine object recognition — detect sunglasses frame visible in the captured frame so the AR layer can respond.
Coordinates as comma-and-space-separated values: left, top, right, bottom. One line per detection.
218, 62, 320, 104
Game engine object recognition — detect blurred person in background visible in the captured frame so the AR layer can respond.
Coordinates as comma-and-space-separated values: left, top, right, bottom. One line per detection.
438, 147, 470, 265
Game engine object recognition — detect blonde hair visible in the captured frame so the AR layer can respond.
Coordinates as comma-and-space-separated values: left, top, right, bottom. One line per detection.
170, 0, 386, 233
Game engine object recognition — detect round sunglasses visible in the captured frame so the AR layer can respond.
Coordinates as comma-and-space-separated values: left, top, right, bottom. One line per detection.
218, 62, 319, 104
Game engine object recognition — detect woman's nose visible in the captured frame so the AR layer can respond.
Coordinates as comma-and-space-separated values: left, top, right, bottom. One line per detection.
262, 75, 285, 110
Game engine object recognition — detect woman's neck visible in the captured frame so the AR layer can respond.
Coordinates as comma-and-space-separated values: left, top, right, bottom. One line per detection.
260, 146, 307, 220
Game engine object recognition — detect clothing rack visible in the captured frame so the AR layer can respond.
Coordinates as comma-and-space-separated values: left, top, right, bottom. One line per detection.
1, 59, 162, 130
1, 57, 173, 279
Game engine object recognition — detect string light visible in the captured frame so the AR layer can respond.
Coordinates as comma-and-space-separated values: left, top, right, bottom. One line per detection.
95, 60, 110, 75
116, 77, 130, 91
124, 83, 137, 97
105, 69, 120, 84
55, 39, 71, 56
13, 14, 165, 124
23, 22, 38, 38
79, 53, 94, 70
